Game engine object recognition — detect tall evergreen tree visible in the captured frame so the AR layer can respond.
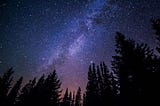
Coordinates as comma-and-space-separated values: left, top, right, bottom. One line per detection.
71, 91, 75, 106
112, 32, 155, 106
82, 94, 86, 106
17, 78, 36, 105
96, 65, 103, 96
152, 19, 160, 52
18, 70, 61, 106
30, 75, 44, 105
0, 68, 14, 105
69, 92, 72, 106
7, 77, 23, 105
101, 62, 114, 106
112, 32, 136, 106
85, 64, 99, 106
39, 70, 62, 106
75, 87, 82, 106
85, 62, 117, 106
110, 72, 119, 100
61, 88, 70, 106
151, 19, 160, 105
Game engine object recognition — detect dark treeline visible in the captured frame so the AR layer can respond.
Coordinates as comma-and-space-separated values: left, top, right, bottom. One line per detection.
0, 19, 160, 106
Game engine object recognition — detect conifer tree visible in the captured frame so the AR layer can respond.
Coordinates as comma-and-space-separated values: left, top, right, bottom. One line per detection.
75, 87, 81, 106
152, 19, 160, 52
85, 64, 99, 106
82, 94, 86, 106
112, 32, 155, 106
7, 77, 23, 105
17, 78, 36, 105
71, 91, 75, 106
0, 68, 14, 105
61, 88, 70, 106
69, 92, 72, 106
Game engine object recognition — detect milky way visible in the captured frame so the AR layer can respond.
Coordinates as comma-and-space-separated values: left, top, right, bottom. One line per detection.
0, 0, 160, 91
39, 0, 108, 91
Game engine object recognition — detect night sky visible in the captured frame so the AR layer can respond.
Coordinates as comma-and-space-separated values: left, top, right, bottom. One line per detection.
0, 0, 160, 91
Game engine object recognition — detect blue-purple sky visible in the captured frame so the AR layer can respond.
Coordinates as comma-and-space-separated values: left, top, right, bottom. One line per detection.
0, 0, 160, 91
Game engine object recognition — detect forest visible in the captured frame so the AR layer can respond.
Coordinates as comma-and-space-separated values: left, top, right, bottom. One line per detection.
0, 19, 160, 106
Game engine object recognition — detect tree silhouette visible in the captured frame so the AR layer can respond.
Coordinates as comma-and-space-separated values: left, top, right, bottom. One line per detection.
110, 72, 119, 106
0, 68, 14, 105
35, 71, 61, 106
82, 94, 86, 106
45, 70, 62, 106
112, 32, 157, 106
71, 91, 75, 106
112, 32, 135, 106
85, 64, 99, 106
17, 70, 61, 106
151, 18, 160, 105
101, 62, 113, 106
69, 92, 72, 106
85, 62, 117, 106
61, 88, 70, 106
17, 78, 36, 105
152, 19, 160, 52
75, 87, 82, 106
7, 77, 23, 105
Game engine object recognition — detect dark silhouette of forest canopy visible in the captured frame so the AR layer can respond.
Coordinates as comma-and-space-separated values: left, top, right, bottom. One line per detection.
0, 19, 160, 106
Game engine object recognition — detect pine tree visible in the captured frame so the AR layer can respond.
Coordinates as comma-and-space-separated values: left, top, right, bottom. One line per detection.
75, 87, 81, 106
31, 75, 44, 104
151, 18, 160, 105
69, 92, 72, 106
152, 19, 160, 52
110, 72, 118, 96
61, 88, 70, 106
82, 94, 86, 106
0, 68, 14, 105
7, 77, 23, 105
101, 62, 113, 106
112, 32, 155, 106
96, 65, 103, 96
39, 70, 62, 106
18, 70, 61, 106
17, 78, 36, 105
85, 64, 99, 106
112, 32, 135, 106
110, 72, 119, 106
71, 91, 75, 106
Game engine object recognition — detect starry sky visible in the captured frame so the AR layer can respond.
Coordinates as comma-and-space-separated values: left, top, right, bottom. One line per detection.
0, 0, 160, 91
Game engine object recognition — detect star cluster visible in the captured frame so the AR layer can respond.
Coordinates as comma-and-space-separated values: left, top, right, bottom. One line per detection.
0, 0, 160, 91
